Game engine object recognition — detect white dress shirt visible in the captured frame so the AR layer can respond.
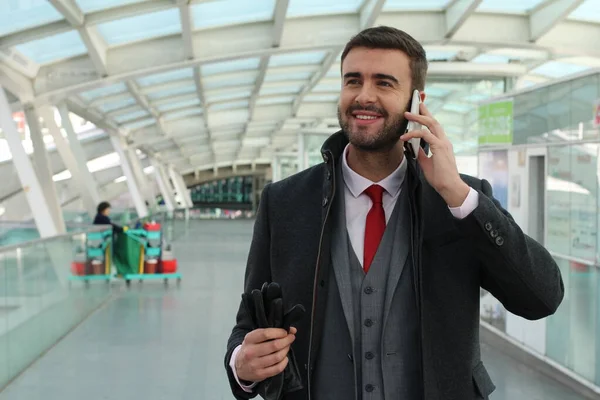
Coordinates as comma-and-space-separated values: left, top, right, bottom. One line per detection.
230, 144, 480, 391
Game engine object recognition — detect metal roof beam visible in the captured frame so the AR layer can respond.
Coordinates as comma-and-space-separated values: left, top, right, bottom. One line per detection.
0, 64, 35, 103
530, 0, 586, 41
0, 21, 72, 49
193, 67, 214, 163
47, 0, 84, 26
106, 104, 144, 118
48, 0, 108, 76
360, 0, 386, 29
272, 0, 289, 47
291, 50, 338, 116
175, 0, 214, 165
64, 98, 119, 132
445, 0, 483, 39
151, 92, 198, 107
237, 0, 289, 162
177, 0, 195, 60
86, 0, 175, 25
126, 81, 159, 119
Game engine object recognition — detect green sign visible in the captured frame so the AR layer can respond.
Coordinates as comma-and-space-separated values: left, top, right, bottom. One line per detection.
478, 99, 513, 145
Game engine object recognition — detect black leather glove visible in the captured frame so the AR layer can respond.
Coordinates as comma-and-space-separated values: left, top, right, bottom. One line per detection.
241, 282, 305, 400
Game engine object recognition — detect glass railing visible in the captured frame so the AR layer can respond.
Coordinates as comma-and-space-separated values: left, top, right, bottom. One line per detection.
62, 211, 92, 225
127, 208, 190, 244
0, 220, 110, 247
480, 252, 600, 391
0, 225, 114, 390
0, 222, 41, 247
545, 253, 600, 387
0, 205, 191, 249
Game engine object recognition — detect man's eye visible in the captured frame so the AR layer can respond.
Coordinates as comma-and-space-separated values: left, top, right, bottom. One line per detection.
379, 81, 392, 87
346, 79, 360, 85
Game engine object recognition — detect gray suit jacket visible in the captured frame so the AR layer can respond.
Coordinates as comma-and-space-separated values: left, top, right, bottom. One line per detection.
225, 131, 565, 400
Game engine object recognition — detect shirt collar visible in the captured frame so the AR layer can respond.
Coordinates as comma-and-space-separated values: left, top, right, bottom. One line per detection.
341, 143, 407, 199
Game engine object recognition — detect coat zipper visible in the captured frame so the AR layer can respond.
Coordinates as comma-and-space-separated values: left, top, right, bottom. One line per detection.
307, 156, 335, 400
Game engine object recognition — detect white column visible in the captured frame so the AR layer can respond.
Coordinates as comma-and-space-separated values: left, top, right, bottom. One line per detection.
126, 147, 155, 208
145, 174, 158, 210
0, 88, 59, 237
168, 166, 192, 208
178, 173, 193, 208
272, 156, 281, 182
39, 106, 97, 218
57, 103, 100, 205
170, 169, 187, 208
24, 105, 66, 234
297, 132, 305, 172
109, 134, 149, 218
150, 158, 175, 211
159, 164, 177, 210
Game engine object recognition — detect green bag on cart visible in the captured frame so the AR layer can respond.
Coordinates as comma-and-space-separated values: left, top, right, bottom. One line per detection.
112, 231, 143, 276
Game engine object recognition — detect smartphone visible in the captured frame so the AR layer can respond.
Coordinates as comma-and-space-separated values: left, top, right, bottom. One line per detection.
403, 89, 429, 159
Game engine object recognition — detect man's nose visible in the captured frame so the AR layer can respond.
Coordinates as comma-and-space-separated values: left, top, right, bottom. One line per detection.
355, 83, 377, 106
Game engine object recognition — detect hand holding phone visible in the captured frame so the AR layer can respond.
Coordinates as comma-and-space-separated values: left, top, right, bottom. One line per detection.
403, 89, 430, 159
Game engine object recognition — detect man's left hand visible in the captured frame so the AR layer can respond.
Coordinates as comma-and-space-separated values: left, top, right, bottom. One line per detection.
401, 102, 470, 208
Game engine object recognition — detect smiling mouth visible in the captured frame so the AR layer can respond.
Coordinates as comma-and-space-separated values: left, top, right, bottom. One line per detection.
351, 113, 383, 125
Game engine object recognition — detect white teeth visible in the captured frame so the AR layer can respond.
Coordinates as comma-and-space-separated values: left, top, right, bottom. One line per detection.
356, 115, 377, 120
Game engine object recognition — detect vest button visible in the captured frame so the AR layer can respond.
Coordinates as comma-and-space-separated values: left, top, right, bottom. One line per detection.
322, 197, 328, 207
364, 286, 373, 295
364, 318, 373, 327
365, 384, 375, 392
365, 351, 374, 360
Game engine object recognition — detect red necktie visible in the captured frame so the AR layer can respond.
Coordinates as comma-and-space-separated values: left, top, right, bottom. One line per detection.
363, 184, 386, 273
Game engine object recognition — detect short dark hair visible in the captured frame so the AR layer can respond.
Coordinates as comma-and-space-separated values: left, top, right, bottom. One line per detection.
341, 26, 428, 91
97, 201, 111, 214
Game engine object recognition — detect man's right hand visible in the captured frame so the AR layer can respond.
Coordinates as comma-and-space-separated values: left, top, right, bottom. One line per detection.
235, 327, 297, 383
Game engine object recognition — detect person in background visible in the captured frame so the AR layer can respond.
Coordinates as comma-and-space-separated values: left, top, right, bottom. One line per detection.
93, 201, 123, 233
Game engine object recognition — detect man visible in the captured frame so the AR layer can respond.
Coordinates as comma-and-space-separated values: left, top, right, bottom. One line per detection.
93, 201, 123, 233
225, 26, 564, 400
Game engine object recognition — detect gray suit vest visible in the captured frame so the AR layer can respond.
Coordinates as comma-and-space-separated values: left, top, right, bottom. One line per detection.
313, 160, 422, 400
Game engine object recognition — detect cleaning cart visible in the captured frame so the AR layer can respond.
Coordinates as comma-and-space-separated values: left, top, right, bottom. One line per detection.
113, 221, 182, 287
68, 228, 113, 287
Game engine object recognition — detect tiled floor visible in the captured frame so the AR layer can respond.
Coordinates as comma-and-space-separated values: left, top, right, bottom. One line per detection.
0, 220, 589, 399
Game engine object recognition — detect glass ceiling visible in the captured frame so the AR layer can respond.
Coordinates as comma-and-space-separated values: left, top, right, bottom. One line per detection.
136, 68, 194, 86
191, 0, 275, 30
0, 0, 62, 37
477, 0, 547, 13
287, 0, 363, 18
1, 0, 600, 175
15, 31, 87, 65
96, 9, 182, 46
76, 0, 150, 14
569, 0, 600, 23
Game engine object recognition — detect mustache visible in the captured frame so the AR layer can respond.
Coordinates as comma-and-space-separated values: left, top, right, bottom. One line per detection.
346, 104, 388, 117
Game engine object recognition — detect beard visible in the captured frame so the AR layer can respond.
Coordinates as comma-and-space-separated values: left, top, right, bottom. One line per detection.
338, 102, 409, 152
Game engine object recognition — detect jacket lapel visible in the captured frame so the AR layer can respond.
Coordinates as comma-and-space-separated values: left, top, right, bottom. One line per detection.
330, 160, 356, 344
382, 180, 410, 333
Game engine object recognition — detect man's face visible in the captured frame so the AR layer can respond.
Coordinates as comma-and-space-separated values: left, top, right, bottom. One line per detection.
104, 207, 111, 216
338, 47, 413, 152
